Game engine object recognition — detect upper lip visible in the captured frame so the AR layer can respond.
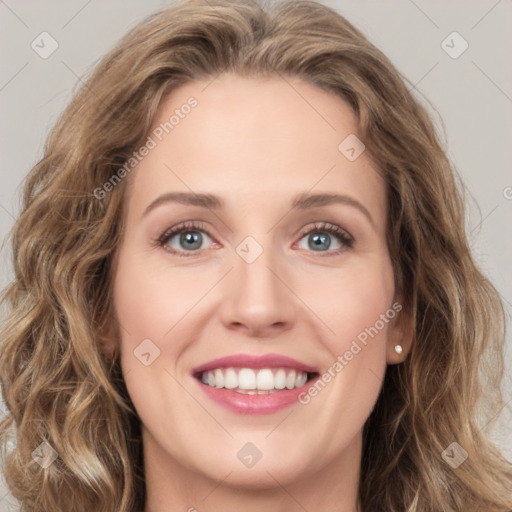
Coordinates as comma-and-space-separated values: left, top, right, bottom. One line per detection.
192, 353, 319, 375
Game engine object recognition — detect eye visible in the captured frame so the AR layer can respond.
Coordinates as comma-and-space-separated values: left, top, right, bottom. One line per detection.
295, 222, 354, 255
157, 221, 216, 257
156, 220, 354, 257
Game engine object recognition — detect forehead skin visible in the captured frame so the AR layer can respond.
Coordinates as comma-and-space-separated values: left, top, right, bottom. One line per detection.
122, 73, 387, 244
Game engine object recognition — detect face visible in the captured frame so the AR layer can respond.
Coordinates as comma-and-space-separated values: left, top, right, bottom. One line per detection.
112, 74, 408, 496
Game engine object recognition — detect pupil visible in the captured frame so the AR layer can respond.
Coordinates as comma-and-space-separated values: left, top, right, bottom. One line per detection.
310, 233, 330, 250
181, 232, 202, 250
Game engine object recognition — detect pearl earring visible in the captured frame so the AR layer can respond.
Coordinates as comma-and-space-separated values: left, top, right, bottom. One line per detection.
394, 345, 403, 354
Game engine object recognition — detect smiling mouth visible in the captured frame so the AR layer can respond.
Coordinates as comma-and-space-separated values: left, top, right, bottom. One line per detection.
195, 367, 319, 394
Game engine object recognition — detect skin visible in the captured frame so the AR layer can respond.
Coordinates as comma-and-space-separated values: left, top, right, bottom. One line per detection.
110, 73, 412, 512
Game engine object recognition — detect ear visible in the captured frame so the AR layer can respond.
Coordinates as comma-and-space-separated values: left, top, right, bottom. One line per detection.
386, 300, 413, 365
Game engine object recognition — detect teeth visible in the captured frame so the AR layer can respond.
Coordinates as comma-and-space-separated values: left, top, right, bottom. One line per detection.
295, 372, 307, 387
256, 369, 274, 390
199, 367, 310, 392
224, 368, 237, 389
214, 369, 224, 388
286, 369, 296, 390
238, 368, 256, 390
274, 369, 286, 389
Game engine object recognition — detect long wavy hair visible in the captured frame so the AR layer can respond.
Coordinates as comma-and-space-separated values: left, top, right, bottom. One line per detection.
1, 1, 511, 510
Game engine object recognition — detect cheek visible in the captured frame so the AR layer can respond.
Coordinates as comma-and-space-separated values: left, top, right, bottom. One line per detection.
112, 248, 186, 381
112, 250, 195, 429
113, 247, 199, 342
306, 256, 396, 351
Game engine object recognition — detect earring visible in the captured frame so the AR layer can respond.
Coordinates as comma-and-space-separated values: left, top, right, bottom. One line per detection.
394, 345, 403, 354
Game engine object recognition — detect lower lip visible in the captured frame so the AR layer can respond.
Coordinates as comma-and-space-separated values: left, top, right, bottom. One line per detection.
195, 376, 319, 415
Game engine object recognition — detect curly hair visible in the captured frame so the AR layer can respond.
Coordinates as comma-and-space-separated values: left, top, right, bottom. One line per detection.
1, 0, 511, 510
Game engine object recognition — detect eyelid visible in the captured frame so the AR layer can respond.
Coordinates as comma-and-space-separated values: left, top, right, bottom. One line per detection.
157, 220, 210, 242
293, 221, 354, 256
156, 220, 354, 257
295, 221, 353, 244
155, 220, 216, 256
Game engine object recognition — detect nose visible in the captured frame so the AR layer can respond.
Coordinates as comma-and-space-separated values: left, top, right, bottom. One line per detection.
218, 243, 298, 339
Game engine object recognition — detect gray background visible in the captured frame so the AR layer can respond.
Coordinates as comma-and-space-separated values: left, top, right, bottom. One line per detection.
1, 0, 511, 509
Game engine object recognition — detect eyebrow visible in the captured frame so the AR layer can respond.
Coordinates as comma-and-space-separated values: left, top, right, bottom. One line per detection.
142, 191, 375, 227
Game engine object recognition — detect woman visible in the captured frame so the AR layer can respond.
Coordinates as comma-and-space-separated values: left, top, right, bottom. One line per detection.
1, 0, 511, 510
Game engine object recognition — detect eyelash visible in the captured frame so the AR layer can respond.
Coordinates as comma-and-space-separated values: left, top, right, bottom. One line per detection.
155, 220, 355, 258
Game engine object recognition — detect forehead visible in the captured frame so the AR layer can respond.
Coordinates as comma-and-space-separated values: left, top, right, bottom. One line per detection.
124, 74, 386, 227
